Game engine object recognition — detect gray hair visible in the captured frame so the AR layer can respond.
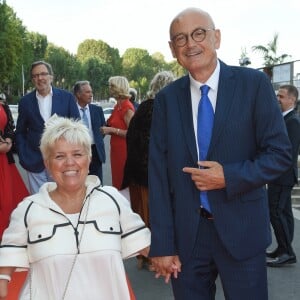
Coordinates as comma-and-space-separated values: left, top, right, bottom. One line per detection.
30, 60, 54, 76
147, 71, 175, 99
40, 115, 92, 160
129, 87, 137, 101
73, 80, 90, 95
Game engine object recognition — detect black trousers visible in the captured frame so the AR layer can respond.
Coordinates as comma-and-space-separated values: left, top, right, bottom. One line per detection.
89, 144, 103, 183
267, 183, 295, 256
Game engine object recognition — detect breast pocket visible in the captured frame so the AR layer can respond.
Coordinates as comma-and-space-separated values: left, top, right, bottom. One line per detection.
92, 217, 122, 235
28, 223, 70, 244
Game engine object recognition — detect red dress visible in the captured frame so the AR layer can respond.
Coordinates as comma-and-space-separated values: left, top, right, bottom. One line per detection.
107, 100, 134, 190
0, 104, 29, 238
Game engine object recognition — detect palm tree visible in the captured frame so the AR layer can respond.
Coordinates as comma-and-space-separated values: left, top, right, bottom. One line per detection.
252, 33, 290, 67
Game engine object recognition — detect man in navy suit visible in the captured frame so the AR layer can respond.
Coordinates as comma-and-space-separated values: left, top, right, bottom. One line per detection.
16, 61, 80, 194
267, 84, 300, 267
73, 81, 106, 182
148, 8, 292, 299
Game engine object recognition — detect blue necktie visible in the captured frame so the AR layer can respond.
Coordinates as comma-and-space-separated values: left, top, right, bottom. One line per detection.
81, 107, 89, 128
197, 85, 214, 212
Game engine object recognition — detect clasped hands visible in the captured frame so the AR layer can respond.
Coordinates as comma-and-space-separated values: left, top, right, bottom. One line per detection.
183, 160, 225, 190
139, 249, 181, 283
150, 255, 181, 283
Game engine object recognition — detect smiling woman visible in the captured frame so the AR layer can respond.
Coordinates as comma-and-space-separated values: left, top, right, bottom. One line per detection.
0, 115, 150, 300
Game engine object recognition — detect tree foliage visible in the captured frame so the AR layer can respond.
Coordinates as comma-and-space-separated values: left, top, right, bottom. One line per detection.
45, 43, 81, 91
77, 39, 122, 74
252, 33, 290, 67
27, 32, 48, 61
0, 2, 24, 90
122, 48, 160, 97
81, 56, 113, 99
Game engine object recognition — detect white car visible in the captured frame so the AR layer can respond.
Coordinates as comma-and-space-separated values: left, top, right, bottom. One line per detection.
9, 104, 18, 125
103, 107, 113, 122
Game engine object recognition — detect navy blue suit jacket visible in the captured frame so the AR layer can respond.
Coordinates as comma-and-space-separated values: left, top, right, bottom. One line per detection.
148, 61, 292, 262
16, 87, 80, 172
88, 103, 106, 163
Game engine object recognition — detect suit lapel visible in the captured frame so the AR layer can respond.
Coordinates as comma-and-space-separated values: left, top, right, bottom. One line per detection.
284, 110, 295, 122
89, 104, 96, 133
51, 88, 58, 115
208, 62, 236, 157
176, 76, 198, 162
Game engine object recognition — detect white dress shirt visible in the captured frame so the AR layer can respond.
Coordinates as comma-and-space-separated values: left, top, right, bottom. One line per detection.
36, 88, 53, 122
190, 61, 220, 157
77, 103, 95, 144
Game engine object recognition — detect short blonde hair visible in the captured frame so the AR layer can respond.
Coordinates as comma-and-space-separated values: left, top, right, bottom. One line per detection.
147, 71, 175, 99
109, 76, 131, 99
40, 115, 92, 160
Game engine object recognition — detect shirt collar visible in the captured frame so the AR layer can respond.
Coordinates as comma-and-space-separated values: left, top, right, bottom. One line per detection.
189, 60, 220, 92
36, 87, 53, 98
283, 108, 294, 116
77, 102, 89, 111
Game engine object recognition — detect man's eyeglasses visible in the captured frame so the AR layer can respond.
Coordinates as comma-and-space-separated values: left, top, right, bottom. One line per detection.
171, 28, 215, 47
31, 72, 50, 79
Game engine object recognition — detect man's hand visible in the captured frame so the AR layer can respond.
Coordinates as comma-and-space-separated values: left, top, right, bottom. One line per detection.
183, 161, 225, 190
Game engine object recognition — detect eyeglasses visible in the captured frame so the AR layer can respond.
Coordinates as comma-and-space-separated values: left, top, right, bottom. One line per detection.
31, 72, 49, 79
171, 27, 215, 47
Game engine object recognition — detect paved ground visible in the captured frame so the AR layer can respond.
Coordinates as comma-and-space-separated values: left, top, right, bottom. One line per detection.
16, 136, 300, 299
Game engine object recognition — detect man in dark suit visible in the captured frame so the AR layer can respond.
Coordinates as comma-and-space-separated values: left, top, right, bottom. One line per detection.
73, 81, 106, 182
16, 61, 80, 194
267, 84, 300, 267
148, 8, 292, 299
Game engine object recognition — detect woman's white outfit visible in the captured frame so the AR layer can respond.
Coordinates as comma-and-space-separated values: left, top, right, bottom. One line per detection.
0, 176, 151, 299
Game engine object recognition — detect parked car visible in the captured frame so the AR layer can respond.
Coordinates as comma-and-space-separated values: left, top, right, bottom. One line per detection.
103, 107, 113, 122
8, 104, 18, 126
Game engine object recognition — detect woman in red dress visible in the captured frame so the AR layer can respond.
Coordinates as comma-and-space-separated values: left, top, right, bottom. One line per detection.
0, 94, 29, 238
101, 77, 135, 190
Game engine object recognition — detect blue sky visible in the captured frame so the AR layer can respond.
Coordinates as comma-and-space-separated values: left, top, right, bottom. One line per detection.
7, 0, 300, 68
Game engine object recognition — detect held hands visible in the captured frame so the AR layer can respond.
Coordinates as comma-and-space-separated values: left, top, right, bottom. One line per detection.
183, 161, 226, 191
151, 255, 181, 284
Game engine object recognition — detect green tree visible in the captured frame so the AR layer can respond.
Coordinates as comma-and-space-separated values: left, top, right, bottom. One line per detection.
77, 39, 122, 74
0, 1, 25, 94
18, 32, 49, 95
168, 61, 186, 78
122, 48, 158, 97
45, 43, 81, 91
81, 56, 113, 100
26, 32, 48, 61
